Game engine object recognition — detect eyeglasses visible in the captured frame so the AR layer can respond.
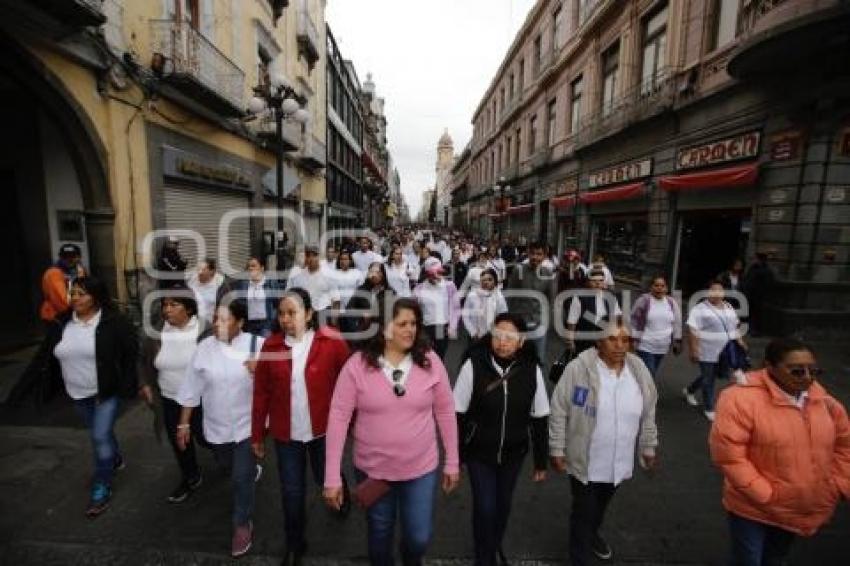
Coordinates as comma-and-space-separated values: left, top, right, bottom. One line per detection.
392, 369, 406, 397
785, 365, 824, 378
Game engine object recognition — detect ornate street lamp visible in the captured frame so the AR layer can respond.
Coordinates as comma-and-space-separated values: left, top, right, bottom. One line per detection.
248, 68, 310, 267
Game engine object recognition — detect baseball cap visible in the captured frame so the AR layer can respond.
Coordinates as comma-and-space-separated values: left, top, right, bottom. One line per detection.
422, 257, 444, 275
58, 244, 82, 257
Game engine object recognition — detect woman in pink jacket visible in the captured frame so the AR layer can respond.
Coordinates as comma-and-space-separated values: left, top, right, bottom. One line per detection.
323, 297, 460, 566
710, 337, 850, 566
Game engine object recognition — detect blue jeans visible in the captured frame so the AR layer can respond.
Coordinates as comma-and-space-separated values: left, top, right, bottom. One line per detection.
211, 439, 256, 527
688, 362, 721, 411
275, 438, 326, 550
636, 350, 665, 379
361, 467, 439, 566
728, 513, 795, 566
73, 396, 121, 486
466, 457, 524, 566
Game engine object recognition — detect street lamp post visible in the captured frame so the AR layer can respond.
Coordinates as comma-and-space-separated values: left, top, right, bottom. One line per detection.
248, 68, 310, 269
492, 176, 511, 239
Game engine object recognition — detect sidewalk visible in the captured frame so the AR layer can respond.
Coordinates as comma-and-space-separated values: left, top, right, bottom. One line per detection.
0, 336, 848, 565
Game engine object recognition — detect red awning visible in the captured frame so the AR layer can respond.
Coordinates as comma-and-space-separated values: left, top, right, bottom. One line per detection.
658, 163, 758, 192
579, 182, 645, 204
551, 195, 577, 209
506, 203, 535, 216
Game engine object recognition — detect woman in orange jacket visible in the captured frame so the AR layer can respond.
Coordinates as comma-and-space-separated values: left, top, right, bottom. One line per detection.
710, 337, 850, 566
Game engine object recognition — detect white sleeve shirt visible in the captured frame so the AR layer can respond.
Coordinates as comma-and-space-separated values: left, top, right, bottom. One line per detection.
286, 330, 316, 442
53, 309, 102, 400
177, 332, 262, 444
453, 358, 550, 418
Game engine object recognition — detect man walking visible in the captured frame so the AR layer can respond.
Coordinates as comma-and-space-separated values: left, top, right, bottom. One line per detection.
505, 241, 555, 365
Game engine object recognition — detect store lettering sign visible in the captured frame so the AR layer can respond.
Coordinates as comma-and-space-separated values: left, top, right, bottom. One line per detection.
163, 146, 252, 189
677, 131, 761, 170
588, 159, 653, 189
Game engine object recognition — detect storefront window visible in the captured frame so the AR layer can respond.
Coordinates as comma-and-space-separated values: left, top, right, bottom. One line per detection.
592, 216, 648, 285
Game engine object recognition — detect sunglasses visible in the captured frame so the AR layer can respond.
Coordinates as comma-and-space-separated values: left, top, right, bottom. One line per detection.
785, 365, 824, 378
392, 369, 406, 397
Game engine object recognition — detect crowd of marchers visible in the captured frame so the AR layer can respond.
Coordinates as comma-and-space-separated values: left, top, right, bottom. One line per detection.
17, 228, 850, 566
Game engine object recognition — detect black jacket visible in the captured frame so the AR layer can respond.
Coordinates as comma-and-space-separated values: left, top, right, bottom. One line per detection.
46, 308, 139, 400
458, 343, 548, 470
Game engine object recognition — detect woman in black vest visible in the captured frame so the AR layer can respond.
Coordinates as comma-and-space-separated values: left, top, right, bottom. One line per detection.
453, 313, 550, 566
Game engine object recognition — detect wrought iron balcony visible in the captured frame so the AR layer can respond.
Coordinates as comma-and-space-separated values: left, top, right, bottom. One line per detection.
575, 67, 677, 150
150, 20, 246, 117
252, 114, 303, 152
297, 135, 326, 172
500, 96, 522, 126
297, 11, 321, 70
529, 148, 552, 170
535, 48, 556, 81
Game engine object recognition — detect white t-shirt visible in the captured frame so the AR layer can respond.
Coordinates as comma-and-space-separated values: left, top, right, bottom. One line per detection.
386, 262, 412, 297
286, 330, 316, 442
330, 268, 363, 307
54, 310, 102, 400
154, 316, 201, 401
287, 266, 339, 311
567, 293, 623, 325
637, 297, 675, 355
177, 332, 263, 444
352, 250, 384, 274
246, 278, 268, 321
687, 301, 740, 363
188, 276, 222, 324
417, 280, 450, 326
587, 361, 644, 485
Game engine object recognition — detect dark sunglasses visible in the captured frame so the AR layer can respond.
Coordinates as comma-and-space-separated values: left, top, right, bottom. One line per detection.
392, 369, 406, 397
786, 365, 824, 378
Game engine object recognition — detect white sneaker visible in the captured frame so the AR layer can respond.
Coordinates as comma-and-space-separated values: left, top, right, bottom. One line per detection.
682, 387, 699, 407
704, 410, 716, 422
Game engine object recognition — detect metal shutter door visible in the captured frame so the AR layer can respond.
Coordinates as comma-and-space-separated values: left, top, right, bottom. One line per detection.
163, 186, 252, 274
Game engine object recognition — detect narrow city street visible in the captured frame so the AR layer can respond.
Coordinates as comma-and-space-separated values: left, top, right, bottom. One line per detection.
1, 335, 848, 565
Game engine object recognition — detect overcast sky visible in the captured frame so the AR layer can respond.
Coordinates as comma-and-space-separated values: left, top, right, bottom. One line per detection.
325, 0, 537, 218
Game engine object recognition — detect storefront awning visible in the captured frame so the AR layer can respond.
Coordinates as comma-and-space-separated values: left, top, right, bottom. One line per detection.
507, 203, 535, 216
580, 182, 645, 204
658, 163, 759, 192
551, 195, 577, 209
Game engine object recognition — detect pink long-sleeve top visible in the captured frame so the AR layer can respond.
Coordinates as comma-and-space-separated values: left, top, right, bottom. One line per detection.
324, 350, 459, 488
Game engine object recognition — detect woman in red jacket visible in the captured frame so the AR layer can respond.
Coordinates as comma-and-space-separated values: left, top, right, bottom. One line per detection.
710, 337, 850, 566
251, 287, 351, 565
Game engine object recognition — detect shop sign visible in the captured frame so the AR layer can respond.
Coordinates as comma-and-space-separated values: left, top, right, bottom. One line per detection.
588, 158, 653, 189
770, 131, 802, 162
676, 131, 761, 170
163, 146, 252, 190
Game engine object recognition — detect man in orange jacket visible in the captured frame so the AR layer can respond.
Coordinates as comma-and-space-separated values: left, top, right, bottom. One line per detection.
39, 244, 84, 322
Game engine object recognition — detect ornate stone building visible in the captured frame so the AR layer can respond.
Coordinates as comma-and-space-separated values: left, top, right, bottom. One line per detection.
435, 129, 455, 226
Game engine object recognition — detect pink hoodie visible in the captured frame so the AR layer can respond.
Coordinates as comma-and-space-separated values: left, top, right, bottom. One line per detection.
324, 351, 459, 487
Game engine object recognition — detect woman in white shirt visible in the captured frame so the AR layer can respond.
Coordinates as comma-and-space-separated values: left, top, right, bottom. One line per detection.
176, 300, 263, 558
139, 289, 206, 504
629, 275, 683, 379
329, 249, 363, 333
386, 245, 413, 297
462, 268, 508, 340
251, 288, 352, 564
683, 279, 747, 421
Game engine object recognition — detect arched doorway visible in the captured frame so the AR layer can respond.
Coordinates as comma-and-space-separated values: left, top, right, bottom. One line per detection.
0, 37, 114, 350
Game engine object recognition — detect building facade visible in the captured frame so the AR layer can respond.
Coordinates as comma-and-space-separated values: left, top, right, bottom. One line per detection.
452, 0, 850, 334
0, 0, 328, 345
325, 25, 364, 234
360, 73, 392, 228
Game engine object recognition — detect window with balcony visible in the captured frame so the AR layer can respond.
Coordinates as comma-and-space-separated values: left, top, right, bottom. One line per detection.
641, 4, 668, 95
601, 42, 620, 116
533, 35, 542, 75
509, 73, 515, 99
515, 127, 522, 163
497, 144, 503, 174
570, 75, 583, 133
529, 115, 537, 155
506, 136, 512, 166
500, 87, 506, 115
547, 99, 557, 147
710, 0, 740, 51
553, 4, 564, 49
257, 45, 272, 87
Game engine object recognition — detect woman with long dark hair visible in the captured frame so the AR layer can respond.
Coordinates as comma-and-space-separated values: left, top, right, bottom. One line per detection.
48, 276, 138, 517
454, 313, 549, 565
252, 288, 352, 564
345, 261, 396, 339
323, 298, 459, 565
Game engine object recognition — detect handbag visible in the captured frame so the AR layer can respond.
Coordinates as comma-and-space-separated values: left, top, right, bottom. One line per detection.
548, 348, 574, 384
708, 305, 750, 372
353, 477, 391, 509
